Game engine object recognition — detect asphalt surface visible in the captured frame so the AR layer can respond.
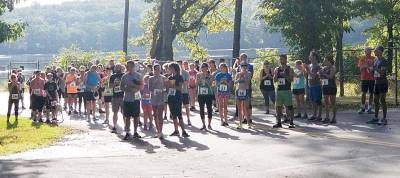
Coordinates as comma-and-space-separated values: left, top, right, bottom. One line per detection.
1, 93, 399, 178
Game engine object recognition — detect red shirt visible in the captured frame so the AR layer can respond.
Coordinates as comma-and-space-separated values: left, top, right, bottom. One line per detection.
358, 55, 375, 81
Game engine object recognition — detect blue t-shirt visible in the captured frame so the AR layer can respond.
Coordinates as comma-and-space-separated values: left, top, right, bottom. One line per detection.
373, 57, 389, 84
215, 72, 232, 93
85, 71, 100, 90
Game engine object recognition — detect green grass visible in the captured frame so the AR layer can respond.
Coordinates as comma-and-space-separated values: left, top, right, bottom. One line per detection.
0, 116, 69, 156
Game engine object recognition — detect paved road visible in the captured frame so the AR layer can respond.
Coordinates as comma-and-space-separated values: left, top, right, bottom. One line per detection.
1, 93, 400, 178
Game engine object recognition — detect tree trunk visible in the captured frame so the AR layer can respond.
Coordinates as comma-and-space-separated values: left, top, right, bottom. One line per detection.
336, 18, 344, 97
159, 0, 174, 61
232, 0, 243, 59
387, 17, 394, 73
123, 0, 129, 57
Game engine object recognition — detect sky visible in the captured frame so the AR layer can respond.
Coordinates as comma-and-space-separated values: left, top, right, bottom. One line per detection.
15, 0, 83, 8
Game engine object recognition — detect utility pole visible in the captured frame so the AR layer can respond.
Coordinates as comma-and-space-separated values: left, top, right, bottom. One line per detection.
123, 0, 130, 58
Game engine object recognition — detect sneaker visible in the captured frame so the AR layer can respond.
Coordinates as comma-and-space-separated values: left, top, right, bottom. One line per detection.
366, 118, 379, 124
73, 110, 78, 114
308, 116, 316, 121
302, 114, 308, 119
294, 113, 301, 118
45, 119, 51, 124
187, 120, 192, 126
242, 119, 248, 124
358, 108, 365, 114
314, 117, 322, 122
379, 119, 388, 126
22, 106, 26, 110
190, 106, 196, 111
111, 127, 117, 133
182, 131, 190, 137
265, 110, 270, 114
93, 116, 99, 121
223, 122, 229, 126
236, 125, 243, 130
143, 124, 148, 131
288, 123, 295, 128
123, 133, 132, 140
163, 116, 167, 120
367, 108, 374, 114
200, 126, 207, 131
68, 111, 72, 115
322, 118, 330, 124
282, 118, 290, 123
133, 132, 142, 139
170, 131, 180, 136
330, 119, 337, 124
273, 123, 282, 128
207, 125, 213, 130
102, 120, 109, 125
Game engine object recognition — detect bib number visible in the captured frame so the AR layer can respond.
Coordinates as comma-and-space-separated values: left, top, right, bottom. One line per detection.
293, 78, 300, 85
321, 79, 329, 86
33, 89, 41, 96
114, 86, 122, 93
278, 78, 286, 86
219, 84, 228, 92
70, 82, 76, 87
264, 80, 271, 86
374, 71, 380, 78
168, 88, 176, 96
134, 92, 141, 100
154, 89, 163, 96
51, 101, 57, 106
238, 90, 247, 97
11, 94, 19, 100
199, 88, 209, 95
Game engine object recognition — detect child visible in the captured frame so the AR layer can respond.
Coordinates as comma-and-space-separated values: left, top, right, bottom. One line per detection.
142, 75, 154, 130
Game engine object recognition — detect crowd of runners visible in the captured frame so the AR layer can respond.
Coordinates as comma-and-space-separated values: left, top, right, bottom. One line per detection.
5, 45, 390, 140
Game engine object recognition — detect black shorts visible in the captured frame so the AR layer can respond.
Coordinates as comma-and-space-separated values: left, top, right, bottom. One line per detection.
123, 100, 140, 118
67, 93, 78, 98
292, 88, 305, 95
57, 89, 65, 98
84, 91, 96, 101
361, 80, 374, 94
182, 93, 190, 105
168, 94, 182, 118
323, 87, 337, 96
31, 95, 45, 112
104, 96, 112, 103
374, 83, 388, 94
46, 99, 57, 110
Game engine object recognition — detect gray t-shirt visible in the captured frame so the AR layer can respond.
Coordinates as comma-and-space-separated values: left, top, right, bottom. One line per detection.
181, 70, 190, 94
121, 72, 142, 102
149, 75, 167, 106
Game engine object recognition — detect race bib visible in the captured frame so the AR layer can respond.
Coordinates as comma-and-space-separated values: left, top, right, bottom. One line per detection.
219, 84, 228, 92
374, 71, 380, 78
51, 101, 57, 106
114, 86, 122, 93
199, 88, 209, 95
278, 78, 286, 86
154, 89, 163, 95
105, 88, 113, 96
33, 89, 41, 96
134, 92, 141, 100
321, 79, 329, 86
11, 94, 19, 100
238, 90, 247, 97
168, 88, 176, 96
143, 94, 151, 100
264, 80, 271, 86
190, 76, 196, 80
293, 78, 300, 85
70, 82, 76, 87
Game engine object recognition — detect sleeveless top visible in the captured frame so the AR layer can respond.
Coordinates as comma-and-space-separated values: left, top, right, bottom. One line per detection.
141, 83, 151, 105
104, 75, 113, 97
260, 68, 274, 91
320, 66, 336, 88
197, 73, 213, 96
292, 68, 305, 90
276, 66, 291, 91
237, 72, 251, 90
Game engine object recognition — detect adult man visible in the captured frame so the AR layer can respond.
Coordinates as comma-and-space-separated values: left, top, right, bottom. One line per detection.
367, 46, 389, 125
109, 63, 125, 133
17, 69, 26, 109
358, 47, 375, 114
121, 60, 144, 140
235, 53, 254, 123
273, 55, 295, 128
84, 65, 101, 121
177, 60, 192, 126
30, 71, 46, 122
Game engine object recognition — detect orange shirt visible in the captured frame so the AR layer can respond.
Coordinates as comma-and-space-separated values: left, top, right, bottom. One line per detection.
66, 74, 78, 94
358, 55, 375, 81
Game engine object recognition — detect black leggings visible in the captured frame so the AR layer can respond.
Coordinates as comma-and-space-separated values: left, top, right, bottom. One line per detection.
198, 95, 213, 119
7, 98, 19, 118
78, 92, 86, 111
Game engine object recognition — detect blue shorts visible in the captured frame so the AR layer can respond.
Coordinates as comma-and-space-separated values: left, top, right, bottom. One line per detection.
309, 85, 322, 104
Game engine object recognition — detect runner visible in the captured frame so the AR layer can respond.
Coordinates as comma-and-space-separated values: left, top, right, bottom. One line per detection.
109, 63, 124, 133
320, 56, 337, 124
65, 67, 78, 115
235, 62, 251, 129
177, 60, 192, 126
30, 71, 46, 122
292, 60, 308, 119
208, 59, 219, 112
235, 54, 254, 123
358, 47, 375, 114
215, 63, 232, 126
77, 66, 86, 115
121, 60, 144, 140
17, 69, 26, 109
97, 64, 106, 114
7, 74, 20, 122
162, 63, 171, 120
141, 75, 154, 130
306, 51, 323, 121
188, 63, 198, 111
367, 45, 389, 125
84, 65, 101, 121
44, 73, 59, 123
196, 63, 215, 130
102, 67, 113, 125
56, 68, 66, 110
259, 61, 275, 115
149, 64, 168, 139
273, 55, 295, 128
167, 63, 190, 137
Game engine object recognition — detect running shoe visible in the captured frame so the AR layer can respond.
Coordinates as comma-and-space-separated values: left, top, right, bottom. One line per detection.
282, 118, 290, 123
302, 113, 308, 119
367, 108, 374, 114
358, 108, 365, 114
378, 119, 388, 126
133, 132, 142, 139
200, 126, 207, 131
123, 133, 132, 140
182, 131, 190, 137
102, 120, 109, 125
366, 118, 379, 124
272, 123, 282, 128
322, 118, 330, 124
187, 120, 192, 126
242, 119, 248, 124
330, 119, 337, 124
288, 123, 295, 128
111, 127, 117, 133
207, 125, 213, 130
170, 131, 180, 136
265, 110, 270, 114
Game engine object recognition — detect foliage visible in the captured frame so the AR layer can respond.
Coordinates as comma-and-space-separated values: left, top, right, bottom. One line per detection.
0, 0, 26, 43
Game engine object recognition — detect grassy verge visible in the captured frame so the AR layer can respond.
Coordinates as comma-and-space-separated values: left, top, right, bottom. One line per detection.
0, 116, 70, 156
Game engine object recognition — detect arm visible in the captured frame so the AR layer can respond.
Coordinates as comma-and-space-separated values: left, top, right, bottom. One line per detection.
273, 68, 278, 81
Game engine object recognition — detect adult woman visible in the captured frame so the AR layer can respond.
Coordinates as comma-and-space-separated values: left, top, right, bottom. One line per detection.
188, 63, 198, 111
320, 56, 337, 124
167, 63, 189, 137
7, 74, 20, 122
259, 61, 275, 115
292, 60, 307, 119
149, 64, 168, 138
215, 63, 232, 126
196, 63, 214, 130
84, 65, 101, 121
77, 66, 86, 115
102, 67, 113, 125
235, 62, 251, 129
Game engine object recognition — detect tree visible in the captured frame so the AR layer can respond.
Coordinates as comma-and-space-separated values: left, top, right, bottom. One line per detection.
134, 0, 232, 61
232, 0, 243, 59
0, 0, 26, 43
